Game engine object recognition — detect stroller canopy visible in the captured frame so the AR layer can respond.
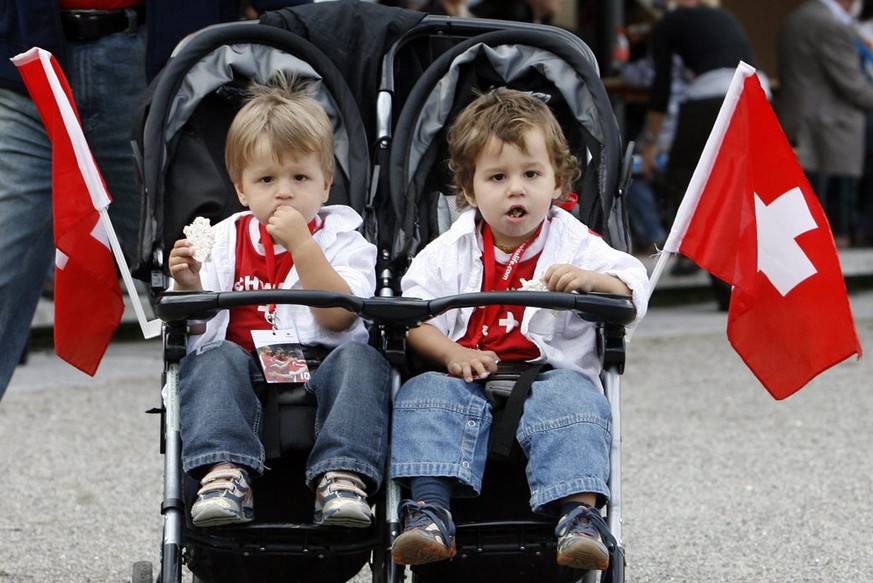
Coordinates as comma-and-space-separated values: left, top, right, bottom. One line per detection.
134, 22, 369, 280
386, 26, 629, 267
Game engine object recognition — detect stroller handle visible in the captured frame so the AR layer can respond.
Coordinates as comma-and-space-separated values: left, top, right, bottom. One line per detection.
425, 291, 636, 326
156, 290, 636, 328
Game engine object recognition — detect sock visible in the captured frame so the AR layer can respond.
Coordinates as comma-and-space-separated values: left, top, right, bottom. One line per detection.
560, 500, 586, 518
409, 476, 453, 511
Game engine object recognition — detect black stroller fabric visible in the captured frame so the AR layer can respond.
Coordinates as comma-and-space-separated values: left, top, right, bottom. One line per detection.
387, 27, 630, 274
260, 1, 426, 148
132, 22, 371, 282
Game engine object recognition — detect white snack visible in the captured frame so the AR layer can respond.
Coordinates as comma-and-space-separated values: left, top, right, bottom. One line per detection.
519, 275, 549, 291
183, 216, 215, 263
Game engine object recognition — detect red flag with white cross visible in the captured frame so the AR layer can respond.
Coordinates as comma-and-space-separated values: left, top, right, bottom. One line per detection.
12, 47, 123, 375
657, 63, 862, 400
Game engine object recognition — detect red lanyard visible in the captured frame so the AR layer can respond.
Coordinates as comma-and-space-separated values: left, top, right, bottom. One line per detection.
465, 221, 543, 348
258, 219, 318, 326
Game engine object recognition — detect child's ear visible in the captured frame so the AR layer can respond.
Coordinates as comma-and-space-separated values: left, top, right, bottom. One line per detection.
235, 184, 249, 207
463, 189, 477, 208
552, 182, 563, 201
321, 176, 333, 203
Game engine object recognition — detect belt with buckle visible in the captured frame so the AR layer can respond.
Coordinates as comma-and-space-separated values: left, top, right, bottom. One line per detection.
61, 3, 145, 42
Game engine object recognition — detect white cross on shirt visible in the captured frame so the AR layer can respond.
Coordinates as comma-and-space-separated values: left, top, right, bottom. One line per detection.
499, 311, 518, 333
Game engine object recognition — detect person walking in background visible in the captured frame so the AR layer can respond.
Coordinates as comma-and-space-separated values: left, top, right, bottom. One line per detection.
854, 0, 873, 247
0, 0, 311, 401
779, 0, 873, 248
0, 0, 149, 399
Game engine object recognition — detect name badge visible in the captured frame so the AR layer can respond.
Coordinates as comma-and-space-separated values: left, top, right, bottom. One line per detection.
252, 329, 310, 383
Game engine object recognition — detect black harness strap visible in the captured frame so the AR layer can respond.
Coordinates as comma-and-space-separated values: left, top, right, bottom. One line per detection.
488, 363, 549, 459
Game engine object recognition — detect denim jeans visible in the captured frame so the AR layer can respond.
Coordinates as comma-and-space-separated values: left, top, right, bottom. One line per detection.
390, 369, 612, 515
179, 341, 392, 492
628, 178, 667, 248
0, 30, 146, 397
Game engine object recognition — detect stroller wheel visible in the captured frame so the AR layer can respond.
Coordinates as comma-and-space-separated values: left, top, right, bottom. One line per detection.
132, 561, 154, 583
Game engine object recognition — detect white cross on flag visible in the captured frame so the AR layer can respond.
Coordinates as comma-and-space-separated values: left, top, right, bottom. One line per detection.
658, 62, 862, 399
12, 48, 123, 375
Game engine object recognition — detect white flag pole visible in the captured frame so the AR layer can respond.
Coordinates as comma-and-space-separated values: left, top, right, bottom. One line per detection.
99, 210, 162, 339
645, 61, 757, 299
627, 62, 756, 341
21, 47, 161, 339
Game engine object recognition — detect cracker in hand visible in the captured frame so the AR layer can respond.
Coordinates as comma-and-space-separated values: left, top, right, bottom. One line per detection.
519, 274, 549, 291
182, 216, 215, 263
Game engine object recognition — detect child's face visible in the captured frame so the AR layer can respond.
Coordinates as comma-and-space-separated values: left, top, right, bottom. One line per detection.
464, 128, 561, 249
234, 134, 331, 225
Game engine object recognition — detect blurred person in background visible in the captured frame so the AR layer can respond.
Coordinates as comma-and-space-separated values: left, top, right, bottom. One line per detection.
778, 0, 873, 248
472, 0, 563, 24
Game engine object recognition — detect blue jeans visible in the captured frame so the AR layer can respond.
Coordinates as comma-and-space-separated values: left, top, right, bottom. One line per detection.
390, 369, 612, 515
0, 30, 146, 397
179, 341, 392, 492
628, 178, 667, 248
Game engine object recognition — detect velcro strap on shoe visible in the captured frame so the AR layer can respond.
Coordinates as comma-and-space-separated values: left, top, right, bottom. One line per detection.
198, 468, 247, 493
321, 471, 367, 497
197, 479, 238, 496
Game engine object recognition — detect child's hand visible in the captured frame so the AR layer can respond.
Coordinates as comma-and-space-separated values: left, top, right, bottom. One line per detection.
543, 264, 600, 293
444, 346, 500, 383
544, 263, 631, 295
168, 239, 203, 290
266, 205, 312, 253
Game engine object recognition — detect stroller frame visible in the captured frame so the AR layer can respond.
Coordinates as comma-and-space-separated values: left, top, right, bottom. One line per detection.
152, 288, 633, 583
132, 4, 637, 582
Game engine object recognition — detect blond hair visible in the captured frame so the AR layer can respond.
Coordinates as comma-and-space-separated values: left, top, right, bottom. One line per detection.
446, 88, 580, 209
225, 72, 334, 184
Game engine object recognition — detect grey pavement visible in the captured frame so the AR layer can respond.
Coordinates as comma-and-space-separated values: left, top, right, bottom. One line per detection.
2, 253, 873, 582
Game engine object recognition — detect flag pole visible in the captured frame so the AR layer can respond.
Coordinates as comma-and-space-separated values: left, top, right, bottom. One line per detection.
99, 209, 162, 339
19, 47, 161, 340
627, 61, 756, 341
644, 61, 757, 300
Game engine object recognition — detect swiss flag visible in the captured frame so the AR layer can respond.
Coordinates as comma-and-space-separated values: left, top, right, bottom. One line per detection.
662, 63, 862, 400
12, 48, 123, 375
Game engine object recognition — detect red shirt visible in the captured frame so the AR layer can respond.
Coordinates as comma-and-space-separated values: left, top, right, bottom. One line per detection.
457, 253, 542, 361
225, 216, 293, 351
457, 222, 545, 361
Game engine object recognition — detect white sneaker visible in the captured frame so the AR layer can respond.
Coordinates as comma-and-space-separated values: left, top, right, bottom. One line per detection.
190, 464, 254, 527
313, 471, 372, 528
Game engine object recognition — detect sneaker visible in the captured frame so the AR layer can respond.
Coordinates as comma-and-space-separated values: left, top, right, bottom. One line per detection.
391, 500, 457, 565
314, 471, 372, 528
555, 504, 610, 571
190, 464, 254, 527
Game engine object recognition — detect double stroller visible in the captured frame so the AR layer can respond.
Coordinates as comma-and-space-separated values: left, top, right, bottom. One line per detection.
131, 2, 637, 582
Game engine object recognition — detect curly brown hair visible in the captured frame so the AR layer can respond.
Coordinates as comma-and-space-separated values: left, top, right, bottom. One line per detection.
446, 88, 580, 209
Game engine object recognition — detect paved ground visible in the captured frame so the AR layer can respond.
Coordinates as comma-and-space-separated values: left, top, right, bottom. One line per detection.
2, 288, 871, 582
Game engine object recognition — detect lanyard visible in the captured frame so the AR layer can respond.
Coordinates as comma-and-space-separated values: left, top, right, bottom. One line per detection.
465, 221, 543, 348
257, 219, 318, 327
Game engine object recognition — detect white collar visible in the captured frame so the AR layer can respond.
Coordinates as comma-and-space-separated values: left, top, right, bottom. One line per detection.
817, 0, 854, 26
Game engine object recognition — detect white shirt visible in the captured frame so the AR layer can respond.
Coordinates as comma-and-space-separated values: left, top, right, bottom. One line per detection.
185, 205, 376, 354
401, 207, 650, 389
